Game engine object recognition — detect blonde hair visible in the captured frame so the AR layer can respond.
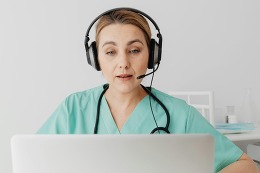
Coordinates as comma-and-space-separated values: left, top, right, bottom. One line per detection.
95, 9, 152, 49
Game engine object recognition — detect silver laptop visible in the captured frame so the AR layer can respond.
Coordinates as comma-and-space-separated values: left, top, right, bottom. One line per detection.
11, 134, 214, 173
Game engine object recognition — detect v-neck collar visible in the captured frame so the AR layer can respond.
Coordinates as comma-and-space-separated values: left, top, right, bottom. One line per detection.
100, 94, 150, 134
99, 96, 120, 134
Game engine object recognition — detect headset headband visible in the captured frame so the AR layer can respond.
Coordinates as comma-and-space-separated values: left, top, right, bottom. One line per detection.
85, 7, 161, 42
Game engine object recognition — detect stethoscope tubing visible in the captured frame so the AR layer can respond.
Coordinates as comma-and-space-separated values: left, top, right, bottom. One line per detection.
94, 84, 170, 134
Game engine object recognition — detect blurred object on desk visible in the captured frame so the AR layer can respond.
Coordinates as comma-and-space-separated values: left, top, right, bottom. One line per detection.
216, 122, 255, 134
237, 88, 260, 125
226, 105, 238, 124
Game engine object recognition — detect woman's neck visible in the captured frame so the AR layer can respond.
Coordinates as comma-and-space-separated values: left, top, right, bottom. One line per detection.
105, 85, 147, 107
104, 85, 148, 130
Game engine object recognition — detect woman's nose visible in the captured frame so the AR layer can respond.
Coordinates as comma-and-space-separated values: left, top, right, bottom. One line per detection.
118, 52, 130, 69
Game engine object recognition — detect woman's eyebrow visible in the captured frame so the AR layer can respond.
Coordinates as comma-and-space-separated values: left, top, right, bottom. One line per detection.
127, 39, 144, 46
102, 41, 116, 48
102, 39, 144, 48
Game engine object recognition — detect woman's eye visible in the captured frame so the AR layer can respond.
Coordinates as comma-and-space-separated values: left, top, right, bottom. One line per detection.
129, 49, 140, 54
106, 51, 115, 55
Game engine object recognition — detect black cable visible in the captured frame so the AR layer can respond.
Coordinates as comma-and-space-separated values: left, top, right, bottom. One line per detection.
148, 64, 160, 134
141, 83, 171, 134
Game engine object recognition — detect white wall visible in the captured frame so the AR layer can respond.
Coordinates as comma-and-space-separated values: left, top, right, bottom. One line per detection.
1, 0, 259, 172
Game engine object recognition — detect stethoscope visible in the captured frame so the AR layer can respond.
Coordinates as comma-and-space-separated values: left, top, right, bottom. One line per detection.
94, 84, 170, 134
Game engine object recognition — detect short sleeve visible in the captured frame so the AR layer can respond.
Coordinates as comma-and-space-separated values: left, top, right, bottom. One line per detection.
37, 98, 69, 134
186, 106, 243, 173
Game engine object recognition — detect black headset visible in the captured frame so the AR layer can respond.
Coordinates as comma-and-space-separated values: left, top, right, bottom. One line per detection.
84, 7, 163, 71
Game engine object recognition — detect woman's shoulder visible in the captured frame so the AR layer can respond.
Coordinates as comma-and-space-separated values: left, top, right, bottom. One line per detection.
150, 87, 187, 105
65, 84, 105, 103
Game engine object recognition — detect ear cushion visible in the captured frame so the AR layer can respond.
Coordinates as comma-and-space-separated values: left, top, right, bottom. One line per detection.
148, 39, 160, 69
86, 41, 101, 71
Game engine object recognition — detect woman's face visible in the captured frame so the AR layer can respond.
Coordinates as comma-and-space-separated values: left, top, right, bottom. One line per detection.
98, 23, 149, 94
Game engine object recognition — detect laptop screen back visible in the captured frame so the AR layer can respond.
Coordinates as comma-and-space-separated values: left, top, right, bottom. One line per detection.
11, 134, 214, 173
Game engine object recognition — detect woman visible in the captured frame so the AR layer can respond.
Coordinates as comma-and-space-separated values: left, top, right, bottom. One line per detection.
37, 8, 259, 173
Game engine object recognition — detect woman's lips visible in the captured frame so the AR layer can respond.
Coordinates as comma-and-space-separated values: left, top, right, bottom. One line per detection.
117, 74, 132, 78
116, 74, 133, 80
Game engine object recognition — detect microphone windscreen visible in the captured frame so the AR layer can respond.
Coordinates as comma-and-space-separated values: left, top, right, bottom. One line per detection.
136, 74, 145, 79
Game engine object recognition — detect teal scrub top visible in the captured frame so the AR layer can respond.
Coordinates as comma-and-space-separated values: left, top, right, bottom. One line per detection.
37, 84, 243, 173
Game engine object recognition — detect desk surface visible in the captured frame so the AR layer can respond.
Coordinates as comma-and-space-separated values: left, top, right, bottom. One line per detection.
225, 126, 260, 142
